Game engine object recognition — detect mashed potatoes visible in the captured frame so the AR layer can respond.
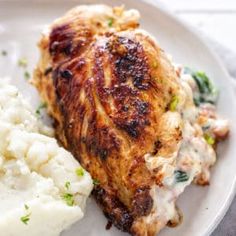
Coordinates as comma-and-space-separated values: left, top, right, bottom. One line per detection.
0, 80, 93, 236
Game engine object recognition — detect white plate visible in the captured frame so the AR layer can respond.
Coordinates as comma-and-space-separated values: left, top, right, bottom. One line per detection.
0, 0, 236, 236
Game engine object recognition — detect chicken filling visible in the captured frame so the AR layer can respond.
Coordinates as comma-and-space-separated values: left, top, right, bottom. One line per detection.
144, 65, 229, 226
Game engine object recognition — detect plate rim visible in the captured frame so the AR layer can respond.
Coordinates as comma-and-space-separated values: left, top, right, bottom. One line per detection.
1, 0, 236, 235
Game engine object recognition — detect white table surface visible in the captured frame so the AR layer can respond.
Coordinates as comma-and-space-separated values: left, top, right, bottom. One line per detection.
159, 1, 236, 235
160, 0, 236, 54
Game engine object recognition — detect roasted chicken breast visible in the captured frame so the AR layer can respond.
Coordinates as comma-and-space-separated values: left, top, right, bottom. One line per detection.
33, 5, 229, 236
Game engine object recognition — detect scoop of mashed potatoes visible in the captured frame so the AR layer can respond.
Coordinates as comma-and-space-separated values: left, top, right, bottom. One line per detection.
0, 80, 93, 236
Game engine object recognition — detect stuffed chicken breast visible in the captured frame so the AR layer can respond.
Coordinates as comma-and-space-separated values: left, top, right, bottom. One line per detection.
33, 5, 229, 236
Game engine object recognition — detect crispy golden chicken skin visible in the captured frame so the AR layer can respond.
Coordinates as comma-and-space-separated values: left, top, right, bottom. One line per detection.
33, 5, 183, 235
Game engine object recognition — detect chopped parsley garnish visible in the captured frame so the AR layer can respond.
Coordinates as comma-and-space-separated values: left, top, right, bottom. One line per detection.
35, 102, 47, 116
18, 58, 28, 68
20, 213, 31, 225
108, 18, 114, 27
24, 204, 29, 210
204, 133, 215, 145
93, 179, 100, 186
65, 181, 71, 190
184, 67, 218, 106
1, 50, 7, 56
75, 167, 84, 177
17, 57, 31, 80
24, 71, 30, 80
174, 170, 189, 183
169, 95, 179, 111
62, 193, 74, 206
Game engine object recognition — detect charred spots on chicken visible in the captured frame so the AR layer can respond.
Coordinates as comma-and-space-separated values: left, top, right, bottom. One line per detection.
108, 36, 151, 90
49, 23, 92, 62
85, 126, 120, 161
117, 212, 134, 233
52, 67, 62, 99
93, 46, 107, 100
113, 100, 150, 138
117, 119, 139, 138
132, 186, 153, 217
106, 220, 113, 230
60, 69, 73, 79
104, 36, 152, 138
121, 105, 129, 112
49, 24, 74, 58
135, 100, 149, 115
98, 148, 108, 160
103, 211, 133, 233
152, 140, 162, 155
53, 57, 87, 106
106, 84, 150, 138
113, 109, 150, 139
44, 67, 53, 76
86, 139, 109, 161
110, 84, 138, 100
93, 186, 134, 233
53, 67, 71, 101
